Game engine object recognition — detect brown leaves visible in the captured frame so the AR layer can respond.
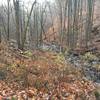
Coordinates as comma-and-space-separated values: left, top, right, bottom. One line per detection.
0, 43, 97, 100
0, 76, 96, 100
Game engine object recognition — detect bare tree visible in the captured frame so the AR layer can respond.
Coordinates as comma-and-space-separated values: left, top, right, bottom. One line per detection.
0, 29, 1, 43
7, 0, 11, 41
85, 0, 94, 47
13, 0, 22, 49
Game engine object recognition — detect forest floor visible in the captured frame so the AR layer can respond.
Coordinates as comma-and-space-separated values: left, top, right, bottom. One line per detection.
0, 41, 100, 100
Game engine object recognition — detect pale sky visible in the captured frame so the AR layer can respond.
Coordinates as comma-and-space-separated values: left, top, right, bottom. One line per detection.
0, 0, 53, 5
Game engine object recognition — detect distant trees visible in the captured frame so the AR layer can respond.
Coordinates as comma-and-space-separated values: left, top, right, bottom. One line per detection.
29, 4, 40, 48
55, 0, 67, 51
0, 0, 95, 51
21, 0, 37, 49
85, 0, 94, 47
53, 0, 95, 51
0, 8, 7, 41
13, 0, 37, 49
0, 1, 12, 42
29, 3, 48, 48
67, 0, 81, 49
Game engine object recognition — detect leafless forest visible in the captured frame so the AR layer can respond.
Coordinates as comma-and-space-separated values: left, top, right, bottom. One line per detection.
0, 0, 100, 99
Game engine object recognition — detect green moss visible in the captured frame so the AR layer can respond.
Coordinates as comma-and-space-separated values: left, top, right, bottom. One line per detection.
95, 90, 100, 99
11, 97, 17, 100
54, 53, 65, 64
34, 80, 43, 90
23, 50, 33, 57
83, 52, 98, 61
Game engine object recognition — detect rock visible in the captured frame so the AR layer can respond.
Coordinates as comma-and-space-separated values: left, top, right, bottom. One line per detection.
66, 51, 100, 83
0, 71, 6, 80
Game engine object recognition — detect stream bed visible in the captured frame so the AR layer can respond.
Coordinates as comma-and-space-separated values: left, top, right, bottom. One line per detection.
41, 43, 100, 83
65, 53, 100, 83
